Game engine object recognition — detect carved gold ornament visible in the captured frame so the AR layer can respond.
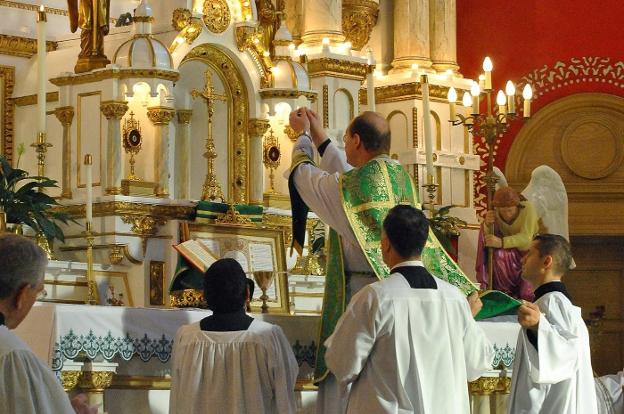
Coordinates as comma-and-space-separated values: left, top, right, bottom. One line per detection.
100, 101, 128, 120
79, 371, 114, 392
147, 106, 175, 125
468, 376, 511, 395
61, 371, 82, 392
170, 289, 206, 308
248, 118, 270, 138
0, 66, 15, 161
359, 82, 460, 105
55, 106, 75, 126
121, 215, 167, 254
0, 34, 57, 58
172, 8, 192, 31
202, 0, 231, 34
49, 68, 179, 87
283, 125, 299, 142
307, 58, 369, 81
342, 0, 379, 51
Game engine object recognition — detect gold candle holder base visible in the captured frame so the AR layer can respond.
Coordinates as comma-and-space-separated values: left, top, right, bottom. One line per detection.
422, 175, 439, 218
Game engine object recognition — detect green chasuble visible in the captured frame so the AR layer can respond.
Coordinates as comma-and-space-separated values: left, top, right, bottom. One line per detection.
289, 155, 480, 382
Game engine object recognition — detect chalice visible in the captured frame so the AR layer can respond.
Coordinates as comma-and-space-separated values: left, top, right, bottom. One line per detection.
253, 271, 276, 314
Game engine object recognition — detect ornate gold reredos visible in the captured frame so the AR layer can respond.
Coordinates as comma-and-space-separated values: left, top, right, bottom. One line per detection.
202, 0, 231, 34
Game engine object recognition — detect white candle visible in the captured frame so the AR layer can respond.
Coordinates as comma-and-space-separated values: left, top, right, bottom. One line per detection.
470, 81, 480, 115
36, 5, 47, 135
506, 80, 516, 114
522, 84, 533, 118
482, 57, 493, 90
447, 87, 457, 122
366, 48, 376, 111
85, 154, 93, 224
496, 90, 507, 123
421, 75, 434, 180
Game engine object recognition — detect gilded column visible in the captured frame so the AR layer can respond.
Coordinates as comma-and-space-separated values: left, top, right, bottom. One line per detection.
391, 0, 431, 73
302, 0, 346, 46
175, 109, 192, 200
430, 0, 458, 72
100, 101, 129, 195
247, 119, 270, 205
54, 106, 74, 199
147, 107, 175, 197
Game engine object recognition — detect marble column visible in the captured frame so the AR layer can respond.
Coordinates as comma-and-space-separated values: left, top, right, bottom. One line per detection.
430, 0, 458, 72
100, 101, 129, 195
54, 106, 74, 199
247, 118, 270, 205
147, 106, 175, 197
391, 0, 432, 73
175, 109, 192, 200
301, 0, 345, 46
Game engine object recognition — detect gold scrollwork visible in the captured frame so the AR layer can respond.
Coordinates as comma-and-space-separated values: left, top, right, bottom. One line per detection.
121, 215, 167, 254
248, 118, 270, 138
182, 44, 250, 204
52, 201, 194, 220
61, 370, 82, 392
307, 58, 369, 81
79, 371, 114, 392
55, 106, 75, 126
202, 0, 231, 33
170, 288, 206, 308
49, 69, 179, 87
283, 125, 299, 142
147, 106, 175, 125
341, 0, 379, 51
0, 34, 57, 58
468, 376, 512, 395
323, 85, 329, 128
172, 8, 192, 31
259, 89, 317, 102
0, 65, 14, 162
359, 82, 459, 105
176, 109, 193, 124
100, 101, 128, 120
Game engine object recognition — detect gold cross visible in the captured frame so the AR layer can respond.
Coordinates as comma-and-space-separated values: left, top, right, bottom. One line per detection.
191, 70, 227, 117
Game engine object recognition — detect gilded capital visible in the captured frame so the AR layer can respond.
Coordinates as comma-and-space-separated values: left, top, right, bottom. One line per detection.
172, 8, 192, 31
342, 0, 379, 51
55, 106, 75, 126
147, 107, 175, 125
100, 101, 129, 120
78, 371, 114, 392
61, 370, 82, 392
176, 109, 193, 124
248, 118, 270, 138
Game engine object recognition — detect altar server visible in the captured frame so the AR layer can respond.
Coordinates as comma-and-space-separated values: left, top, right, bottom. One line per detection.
325, 205, 494, 413
169, 258, 298, 414
508, 234, 598, 413
0, 234, 96, 414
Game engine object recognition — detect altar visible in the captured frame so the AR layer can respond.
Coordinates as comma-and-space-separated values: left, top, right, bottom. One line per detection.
15, 302, 520, 414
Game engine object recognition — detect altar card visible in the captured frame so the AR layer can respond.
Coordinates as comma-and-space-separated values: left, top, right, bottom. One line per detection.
187, 223, 290, 314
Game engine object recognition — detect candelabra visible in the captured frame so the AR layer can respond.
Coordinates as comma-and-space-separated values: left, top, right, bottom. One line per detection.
447, 57, 533, 289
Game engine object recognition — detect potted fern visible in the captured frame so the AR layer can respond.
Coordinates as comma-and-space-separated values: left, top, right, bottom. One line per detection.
0, 151, 71, 244
430, 205, 467, 262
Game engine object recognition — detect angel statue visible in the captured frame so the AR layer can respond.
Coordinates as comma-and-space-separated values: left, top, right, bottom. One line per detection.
475, 165, 572, 301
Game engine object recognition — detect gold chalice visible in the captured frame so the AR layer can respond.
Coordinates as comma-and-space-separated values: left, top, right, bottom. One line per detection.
253, 271, 276, 314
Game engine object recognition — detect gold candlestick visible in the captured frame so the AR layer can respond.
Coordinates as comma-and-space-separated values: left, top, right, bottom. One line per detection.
31, 132, 52, 182
85, 221, 97, 305
253, 271, 276, 314
422, 174, 439, 219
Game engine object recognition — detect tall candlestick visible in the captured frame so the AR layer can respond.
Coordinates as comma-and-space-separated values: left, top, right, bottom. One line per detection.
366, 48, 376, 111
37, 5, 47, 135
85, 154, 93, 224
421, 75, 434, 180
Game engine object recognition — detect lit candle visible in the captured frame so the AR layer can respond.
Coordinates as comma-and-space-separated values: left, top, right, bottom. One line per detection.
447, 87, 457, 122
505, 80, 516, 114
496, 90, 507, 123
478, 74, 485, 89
84, 154, 93, 224
421, 75, 434, 181
462, 91, 472, 108
470, 81, 480, 114
366, 48, 376, 111
36, 5, 47, 135
482, 57, 493, 90
522, 84, 533, 118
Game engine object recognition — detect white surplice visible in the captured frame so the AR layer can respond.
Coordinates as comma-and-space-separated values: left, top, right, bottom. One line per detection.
324, 263, 495, 414
595, 369, 623, 414
0, 326, 74, 414
169, 319, 298, 414
508, 291, 598, 414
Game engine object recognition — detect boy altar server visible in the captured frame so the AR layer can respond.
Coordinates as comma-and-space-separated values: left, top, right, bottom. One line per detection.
509, 234, 598, 413
325, 205, 494, 413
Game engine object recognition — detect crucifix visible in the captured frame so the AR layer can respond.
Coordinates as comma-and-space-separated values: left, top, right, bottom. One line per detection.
191, 69, 228, 202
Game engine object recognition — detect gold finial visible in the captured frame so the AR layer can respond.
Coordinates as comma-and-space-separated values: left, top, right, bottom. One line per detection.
84, 154, 92, 165
37, 5, 47, 22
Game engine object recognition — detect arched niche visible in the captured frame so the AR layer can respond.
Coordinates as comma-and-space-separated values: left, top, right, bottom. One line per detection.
505, 93, 624, 235
387, 110, 409, 159
333, 88, 354, 133
179, 44, 250, 203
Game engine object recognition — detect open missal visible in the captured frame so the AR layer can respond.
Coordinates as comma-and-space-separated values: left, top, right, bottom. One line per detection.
173, 239, 218, 272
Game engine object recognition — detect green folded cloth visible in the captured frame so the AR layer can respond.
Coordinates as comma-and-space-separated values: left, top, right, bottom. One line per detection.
194, 201, 263, 223
475, 290, 522, 321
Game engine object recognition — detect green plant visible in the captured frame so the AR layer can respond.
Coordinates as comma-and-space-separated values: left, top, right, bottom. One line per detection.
430, 205, 467, 254
0, 155, 71, 243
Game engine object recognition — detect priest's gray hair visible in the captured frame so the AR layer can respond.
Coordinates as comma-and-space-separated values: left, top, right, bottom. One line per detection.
0, 234, 48, 300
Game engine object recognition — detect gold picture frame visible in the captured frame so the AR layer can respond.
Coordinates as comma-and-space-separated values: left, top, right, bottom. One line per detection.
95, 271, 133, 307
188, 223, 290, 314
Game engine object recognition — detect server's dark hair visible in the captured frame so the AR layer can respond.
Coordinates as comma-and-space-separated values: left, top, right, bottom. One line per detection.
382, 205, 429, 258
533, 234, 573, 274
203, 258, 249, 312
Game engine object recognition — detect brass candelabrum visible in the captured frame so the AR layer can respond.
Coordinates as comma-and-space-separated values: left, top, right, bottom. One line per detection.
447, 57, 533, 289
31, 132, 52, 186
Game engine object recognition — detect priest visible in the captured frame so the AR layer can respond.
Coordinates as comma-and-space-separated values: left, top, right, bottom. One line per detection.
508, 234, 598, 413
288, 108, 478, 413
0, 234, 96, 414
169, 258, 298, 414
325, 205, 494, 413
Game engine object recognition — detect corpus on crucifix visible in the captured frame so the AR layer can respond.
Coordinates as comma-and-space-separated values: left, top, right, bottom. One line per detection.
191, 69, 228, 202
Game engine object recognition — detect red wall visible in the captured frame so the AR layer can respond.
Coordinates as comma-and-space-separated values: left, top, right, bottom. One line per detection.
457, 0, 624, 170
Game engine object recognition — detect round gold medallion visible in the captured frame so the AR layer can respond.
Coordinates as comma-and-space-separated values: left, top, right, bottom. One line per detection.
202, 0, 231, 34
